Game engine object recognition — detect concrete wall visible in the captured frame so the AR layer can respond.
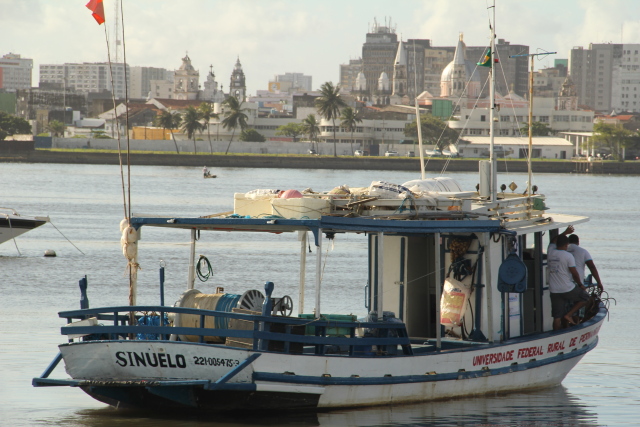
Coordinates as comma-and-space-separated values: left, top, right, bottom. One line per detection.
50, 137, 408, 157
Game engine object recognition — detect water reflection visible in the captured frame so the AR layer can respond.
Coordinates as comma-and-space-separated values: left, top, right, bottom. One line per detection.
38, 386, 597, 427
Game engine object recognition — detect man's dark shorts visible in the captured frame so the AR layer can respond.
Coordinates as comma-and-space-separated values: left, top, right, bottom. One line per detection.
551, 285, 590, 318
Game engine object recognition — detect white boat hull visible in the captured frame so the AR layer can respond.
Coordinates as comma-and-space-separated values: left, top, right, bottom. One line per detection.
0, 213, 48, 245
58, 314, 602, 411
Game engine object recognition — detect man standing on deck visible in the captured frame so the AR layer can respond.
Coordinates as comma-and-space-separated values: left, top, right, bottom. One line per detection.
548, 230, 589, 330
568, 234, 604, 292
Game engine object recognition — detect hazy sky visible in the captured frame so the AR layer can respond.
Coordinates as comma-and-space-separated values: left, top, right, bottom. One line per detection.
2, 0, 639, 95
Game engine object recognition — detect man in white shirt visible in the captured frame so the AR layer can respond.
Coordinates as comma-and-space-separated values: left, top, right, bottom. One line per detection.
568, 234, 603, 292
548, 232, 589, 330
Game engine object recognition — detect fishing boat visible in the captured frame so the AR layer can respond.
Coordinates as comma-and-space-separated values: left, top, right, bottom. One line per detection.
33, 4, 607, 414
0, 207, 49, 246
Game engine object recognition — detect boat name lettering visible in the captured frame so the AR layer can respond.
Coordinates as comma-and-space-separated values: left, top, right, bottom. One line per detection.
517, 346, 544, 359
547, 341, 565, 353
472, 350, 514, 366
579, 326, 600, 344
115, 351, 187, 368
193, 356, 240, 367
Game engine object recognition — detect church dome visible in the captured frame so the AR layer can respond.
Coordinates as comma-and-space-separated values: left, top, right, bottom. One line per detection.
356, 71, 367, 91
378, 71, 390, 91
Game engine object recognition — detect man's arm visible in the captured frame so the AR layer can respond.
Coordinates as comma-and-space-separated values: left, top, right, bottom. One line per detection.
551, 225, 574, 243
569, 266, 584, 289
586, 260, 603, 290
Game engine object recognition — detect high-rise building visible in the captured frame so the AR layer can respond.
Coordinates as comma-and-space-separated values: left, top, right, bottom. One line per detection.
569, 43, 640, 112
130, 66, 172, 99
361, 19, 399, 96
339, 59, 362, 92
465, 39, 529, 97
0, 53, 33, 91
274, 72, 312, 92
39, 62, 129, 99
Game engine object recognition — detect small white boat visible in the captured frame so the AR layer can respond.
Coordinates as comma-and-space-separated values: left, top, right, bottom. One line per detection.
0, 207, 49, 246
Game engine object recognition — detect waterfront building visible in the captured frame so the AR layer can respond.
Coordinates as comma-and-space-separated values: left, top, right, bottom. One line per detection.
0, 53, 33, 91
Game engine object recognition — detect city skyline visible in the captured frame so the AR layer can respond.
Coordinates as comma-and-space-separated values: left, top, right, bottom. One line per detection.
2, 0, 639, 96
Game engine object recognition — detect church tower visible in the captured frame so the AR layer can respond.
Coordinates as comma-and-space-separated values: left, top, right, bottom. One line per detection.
202, 65, 224, 103
439, 34, 480, 100
392, 40, 407, 98
557, 75, 578, 111
174, 53, 200, 100
229, 57, 247, 101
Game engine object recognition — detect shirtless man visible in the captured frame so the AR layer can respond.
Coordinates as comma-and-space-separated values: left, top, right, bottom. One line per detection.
548, 230, 589, 330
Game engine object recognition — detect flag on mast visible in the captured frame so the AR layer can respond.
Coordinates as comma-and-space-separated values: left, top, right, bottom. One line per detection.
86, 0, 105, 25
477, 48, 499, 67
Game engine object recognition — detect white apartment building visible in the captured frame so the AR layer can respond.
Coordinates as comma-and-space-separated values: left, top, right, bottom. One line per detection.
39, 62, 130, 98
0, 53, 33, 91
318, 117, 411, 147
570, 43, 640, 112
449, 96, 593, 137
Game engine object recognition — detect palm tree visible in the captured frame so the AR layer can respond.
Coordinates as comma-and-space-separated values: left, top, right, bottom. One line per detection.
181, 106, 204, 154
222, 96, 249, 155
315, 82, 347, 157
198, 102, 218, 154
47, 120, 65, 137
340, 107, 362, 155
301, 114, 320, 153
154, 110, 181, 153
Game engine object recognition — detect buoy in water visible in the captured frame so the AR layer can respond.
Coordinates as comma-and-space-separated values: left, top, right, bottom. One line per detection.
44, 249, 57, 257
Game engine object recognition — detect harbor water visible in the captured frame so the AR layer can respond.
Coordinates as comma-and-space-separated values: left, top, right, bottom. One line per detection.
1, 162, 637, 426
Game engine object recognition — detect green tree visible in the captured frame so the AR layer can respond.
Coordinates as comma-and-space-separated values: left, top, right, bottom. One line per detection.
404, 114, 460, 150
301, 114, 320, 153
240, 128, 266, 142
315, 82, 347, 157
590, 122, 633, 161
222, 96, 249, 155
181, 106, 204, 154
198, 102, 218, 154
154, 110, 182, 153
47, 120, 65, 137
519, 121, 553, 136
340, 107, 362, 155
276, 122, 305, 142
0, 112, 32, 140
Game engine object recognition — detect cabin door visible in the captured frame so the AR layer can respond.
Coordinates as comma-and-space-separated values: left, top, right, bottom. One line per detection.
405, 235, 437, 338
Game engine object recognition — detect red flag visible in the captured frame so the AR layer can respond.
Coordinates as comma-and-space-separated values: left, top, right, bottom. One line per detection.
86, 0, 105, 25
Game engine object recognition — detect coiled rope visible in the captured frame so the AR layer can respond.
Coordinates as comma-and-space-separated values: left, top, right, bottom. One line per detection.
196, 255, 213, 282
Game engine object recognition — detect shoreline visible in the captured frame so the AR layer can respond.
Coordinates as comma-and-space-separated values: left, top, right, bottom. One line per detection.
3, 149, 640, 174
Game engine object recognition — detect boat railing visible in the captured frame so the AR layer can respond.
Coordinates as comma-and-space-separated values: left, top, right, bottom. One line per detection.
58, 305, 414, 357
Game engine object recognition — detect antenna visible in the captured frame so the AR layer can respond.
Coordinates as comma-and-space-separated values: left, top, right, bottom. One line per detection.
114, 0, 121, 63
509, 49, 556, 198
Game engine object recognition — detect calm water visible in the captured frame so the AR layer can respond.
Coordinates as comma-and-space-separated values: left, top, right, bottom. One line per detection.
0, 163, 637, 426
